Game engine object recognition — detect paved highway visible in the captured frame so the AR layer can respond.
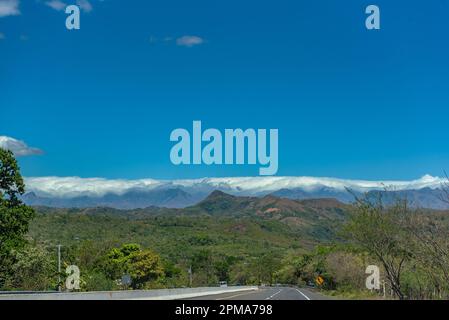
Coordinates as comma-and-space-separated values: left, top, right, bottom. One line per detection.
0, 286, 329, 300
185, 287, 329, 300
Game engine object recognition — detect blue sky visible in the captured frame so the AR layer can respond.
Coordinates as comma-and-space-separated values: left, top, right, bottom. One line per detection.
1, 0, 449, 180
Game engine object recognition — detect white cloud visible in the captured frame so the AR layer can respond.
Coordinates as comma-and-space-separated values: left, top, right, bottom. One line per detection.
76, 0, 92, 12
0, 136, 43, 156
23, 175, 445, 199
0, 0, 20, 17
45, 0, 66, 11
44, 0, 92, 13
176, 35, 204, 47
25, 177, 163, 198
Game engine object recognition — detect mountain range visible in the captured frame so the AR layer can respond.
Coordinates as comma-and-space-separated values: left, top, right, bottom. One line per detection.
34, 190, 351, 244
21, 175, 449, 209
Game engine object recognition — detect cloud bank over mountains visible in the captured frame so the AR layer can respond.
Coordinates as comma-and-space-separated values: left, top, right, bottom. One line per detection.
1, 136, 446, 208
24, 174, 445, 199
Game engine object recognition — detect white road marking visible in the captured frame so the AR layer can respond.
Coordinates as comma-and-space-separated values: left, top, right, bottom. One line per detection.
265, 289, 282, 300
296, 289, 311, 300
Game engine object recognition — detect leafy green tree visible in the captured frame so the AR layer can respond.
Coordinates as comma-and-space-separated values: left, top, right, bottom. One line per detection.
128, 250, 164, 288
191, 250, 216, 285
253, 252, 281, 285
104, 243, 164, 289
275, 252, 312, 285
213, 258, 231, 282
0, 148, 35, 288
3, 244, 55, 291
82, 271, 115, 292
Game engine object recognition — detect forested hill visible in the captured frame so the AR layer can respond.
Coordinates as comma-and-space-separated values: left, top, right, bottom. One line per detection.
24, 190, 449, 297
29, 191, 350, 256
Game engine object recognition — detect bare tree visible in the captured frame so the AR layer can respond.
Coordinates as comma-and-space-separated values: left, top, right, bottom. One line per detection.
401, 174, 449, 298
343, 192, 412, 299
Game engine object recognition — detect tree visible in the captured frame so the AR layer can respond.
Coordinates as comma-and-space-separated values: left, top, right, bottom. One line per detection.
253, 252, 281, 285
213, 256, 234, 282
191, 250, 215, 286
324, 250, 367, 291
128, 250, 164, 288
0, 148, 35, 288
405, 213, 449, 292
398, 176, 449, 298
342, 194, 411, 299
3, 244, 54, 291
104, 243, 164, 289
275, 252, 312, 286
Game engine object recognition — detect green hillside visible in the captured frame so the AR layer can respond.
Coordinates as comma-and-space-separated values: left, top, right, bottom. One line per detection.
29, 191, 349, 255
20, 192, 350, 290
18, 191, 449, 299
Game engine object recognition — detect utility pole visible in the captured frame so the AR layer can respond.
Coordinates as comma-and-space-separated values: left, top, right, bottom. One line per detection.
57, 244, 62, 292
188, 265, 192, 287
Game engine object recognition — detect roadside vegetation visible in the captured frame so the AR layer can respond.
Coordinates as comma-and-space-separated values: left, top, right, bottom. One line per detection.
1, 147, 449, 299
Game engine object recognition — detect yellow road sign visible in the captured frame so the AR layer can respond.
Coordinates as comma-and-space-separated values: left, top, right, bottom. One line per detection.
316, 276, 324, 286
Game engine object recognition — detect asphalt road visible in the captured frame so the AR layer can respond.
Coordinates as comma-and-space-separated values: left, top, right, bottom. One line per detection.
184, 287, 329, 300
0, 286, 330, 300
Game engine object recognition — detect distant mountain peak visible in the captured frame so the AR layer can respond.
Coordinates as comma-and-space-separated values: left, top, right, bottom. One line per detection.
207, 190, 235, 199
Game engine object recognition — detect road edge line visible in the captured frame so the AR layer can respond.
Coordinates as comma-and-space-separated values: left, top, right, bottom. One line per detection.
296, 289, 311, 300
